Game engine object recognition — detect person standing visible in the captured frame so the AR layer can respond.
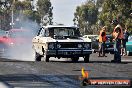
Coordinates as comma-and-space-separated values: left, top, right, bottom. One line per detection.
121, 28, 129, 56
98, 26, 107, 57
111, 19, 124, 63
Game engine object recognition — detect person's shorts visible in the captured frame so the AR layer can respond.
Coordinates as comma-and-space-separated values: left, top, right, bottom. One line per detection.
122, 40, 126, 48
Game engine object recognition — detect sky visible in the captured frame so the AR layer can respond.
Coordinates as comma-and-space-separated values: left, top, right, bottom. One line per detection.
50, 0, 87, 25
33, 0, 87, 25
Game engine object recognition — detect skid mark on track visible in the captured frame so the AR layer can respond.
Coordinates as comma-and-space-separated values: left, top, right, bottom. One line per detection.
0, 74, 81, 88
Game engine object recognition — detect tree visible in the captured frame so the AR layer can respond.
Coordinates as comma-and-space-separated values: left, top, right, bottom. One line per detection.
73, 0, 98, 35
74, 0, 131, 35
98, 0, 132, 32
0, 0, 13, 30
37, 0, 53, 25
0, 0, 53, 30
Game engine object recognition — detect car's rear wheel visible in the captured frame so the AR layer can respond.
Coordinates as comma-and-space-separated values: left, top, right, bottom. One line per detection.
84, 55, 90, 63
35, 52, 42, 61
71, 57, 79, 62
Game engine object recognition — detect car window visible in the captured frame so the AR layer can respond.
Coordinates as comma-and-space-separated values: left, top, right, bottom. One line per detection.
37, 28, 42, 36
54, 28, 74, 36
49, 27, 80, 37
38, 29, 44, 37
45, 29, 50, 37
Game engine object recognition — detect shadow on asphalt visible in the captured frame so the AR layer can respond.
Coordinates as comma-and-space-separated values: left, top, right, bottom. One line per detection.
50, 60, 132, 64
0, 74, 80, 88
0, 56, 132, 64
0, 59, 132, 64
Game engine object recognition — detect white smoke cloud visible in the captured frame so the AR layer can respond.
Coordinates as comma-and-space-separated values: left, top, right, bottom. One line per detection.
2, 13, 40, 61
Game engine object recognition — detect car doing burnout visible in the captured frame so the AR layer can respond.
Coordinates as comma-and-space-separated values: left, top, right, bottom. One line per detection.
0, 29, 32, 57
32, 25, 92, 62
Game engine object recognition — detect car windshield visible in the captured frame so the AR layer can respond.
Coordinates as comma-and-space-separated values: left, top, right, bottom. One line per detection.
48, 27, 81, 38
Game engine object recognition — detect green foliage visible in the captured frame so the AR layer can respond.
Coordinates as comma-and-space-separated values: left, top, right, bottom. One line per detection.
37, 0, 51, 14
99, 0, 132, 32
14, 1, 31, 10
0, 0, 53, 30
74, 0, 131, 35
37, 0, 53, 25
74, 0, 98, 34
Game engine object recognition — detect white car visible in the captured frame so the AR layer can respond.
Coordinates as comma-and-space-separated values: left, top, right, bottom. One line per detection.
83, 35, 98, 52
32, 25, 92, 62
83, 35, 98, 42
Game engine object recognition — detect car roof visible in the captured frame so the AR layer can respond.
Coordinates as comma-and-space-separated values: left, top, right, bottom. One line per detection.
42, 25, 78, 29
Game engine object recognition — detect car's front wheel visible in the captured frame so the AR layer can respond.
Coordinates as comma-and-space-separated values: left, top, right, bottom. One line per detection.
43, 55, 49, 62
42, 48, 49, 62
84, 55, 90, 63
35, 52, 42, 61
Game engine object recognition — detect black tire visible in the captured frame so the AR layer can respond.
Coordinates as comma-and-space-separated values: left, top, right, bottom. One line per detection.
84, 54, 90, 63
71, 57, 79, 62
44, 55, 49, 62
42, 47, 49, 62
35, 52, 42, 61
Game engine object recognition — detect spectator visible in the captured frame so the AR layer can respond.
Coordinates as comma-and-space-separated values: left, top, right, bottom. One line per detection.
98, 26, 107, 57
111, 19, 124, 63
121, 28, 129, 56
